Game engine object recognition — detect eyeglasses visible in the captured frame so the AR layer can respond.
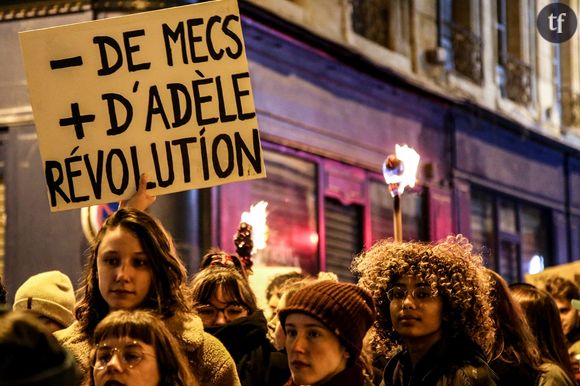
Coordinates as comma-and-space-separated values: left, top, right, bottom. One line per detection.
93, 341, 155, 371
387, 287, 437, 302
196, 303, 248, 323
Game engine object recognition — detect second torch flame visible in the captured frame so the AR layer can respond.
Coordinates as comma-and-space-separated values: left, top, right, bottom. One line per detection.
241, 201, 269, 254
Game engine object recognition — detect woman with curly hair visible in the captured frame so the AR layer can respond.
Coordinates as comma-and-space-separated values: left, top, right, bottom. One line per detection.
352, 235, 496, 386
55, 208, 240, 386
85, 310, 197, 386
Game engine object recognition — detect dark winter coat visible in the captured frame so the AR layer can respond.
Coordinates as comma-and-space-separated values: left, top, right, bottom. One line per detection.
566, 326, 580, 349
380, 338, 497, 386
283, 363, 374, 386
489, 357, 539, 386
206, 310, 290, 386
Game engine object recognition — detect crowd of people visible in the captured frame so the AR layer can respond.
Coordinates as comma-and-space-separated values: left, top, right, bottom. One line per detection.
1, 202, 580, 385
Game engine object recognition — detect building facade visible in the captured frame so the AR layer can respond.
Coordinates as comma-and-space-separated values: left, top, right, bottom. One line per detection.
0, 0, 578, 297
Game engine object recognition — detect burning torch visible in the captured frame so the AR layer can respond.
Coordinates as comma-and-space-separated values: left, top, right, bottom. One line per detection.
234, 201, 269, 273
382, 144, 420, 242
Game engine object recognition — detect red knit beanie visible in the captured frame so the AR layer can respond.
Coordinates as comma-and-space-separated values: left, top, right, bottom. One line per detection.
278, 280, 375, 359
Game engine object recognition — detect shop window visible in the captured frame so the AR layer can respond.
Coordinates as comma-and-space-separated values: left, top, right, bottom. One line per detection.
498, 199, 517, 233
0, 130, 4, 280
369, 179, 425, 244
470, 189, 495, 267
498, 237, 521, 284
324, 198, 363, 282
469, 188, 551, 282
370, 180, 391, 243
521, 206, 549, 277
572, 216, 580, 260
0, 182, 4, 280
351, 0, 410, 56
218, 149, 318, 273
439, 0, 483, 83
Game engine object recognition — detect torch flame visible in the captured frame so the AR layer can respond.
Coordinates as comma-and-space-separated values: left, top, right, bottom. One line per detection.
241, 201, 268, 253
382, 144, 420, 197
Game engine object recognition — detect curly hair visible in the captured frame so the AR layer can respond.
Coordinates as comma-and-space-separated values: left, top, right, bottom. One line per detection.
75, 208, 190, 337
87, 310, 198, 386
352, 235, 495, 357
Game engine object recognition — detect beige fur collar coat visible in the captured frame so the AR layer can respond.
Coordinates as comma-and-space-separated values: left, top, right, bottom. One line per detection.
55, 311, 240, 385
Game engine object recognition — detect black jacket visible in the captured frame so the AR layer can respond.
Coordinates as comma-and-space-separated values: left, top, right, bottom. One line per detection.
489, 357, 539, 386
283, 364, 374, 386
381, 338, 497, 386
566, 326, 580, 348
206, 311, 290, 386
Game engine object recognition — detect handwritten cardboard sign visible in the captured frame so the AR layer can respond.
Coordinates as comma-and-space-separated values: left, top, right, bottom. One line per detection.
19, 0, 265, 212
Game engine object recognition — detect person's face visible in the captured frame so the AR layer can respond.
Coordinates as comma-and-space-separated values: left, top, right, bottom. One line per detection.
389, 276, 443, 346
196, 286, 249, 327
285, 313, 349, 385
92, 338, 159, 386
268, 289, 282, 316
267, 292, 288, 351
554, 297, 579, 336
97, 226, 153, 312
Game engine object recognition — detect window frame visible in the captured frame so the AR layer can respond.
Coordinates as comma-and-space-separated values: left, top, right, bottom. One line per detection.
469, 186, 553, 282
494, 0, 535, 106
438, 0, 483, 83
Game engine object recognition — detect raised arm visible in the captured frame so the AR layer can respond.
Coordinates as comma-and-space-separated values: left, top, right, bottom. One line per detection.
119, 173, 157, 211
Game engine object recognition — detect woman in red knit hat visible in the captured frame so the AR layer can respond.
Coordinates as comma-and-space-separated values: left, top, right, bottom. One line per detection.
278, 280, 376, 386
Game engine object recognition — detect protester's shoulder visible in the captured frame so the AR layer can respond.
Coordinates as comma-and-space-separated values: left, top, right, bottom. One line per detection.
363, 378, 375, 386
569, 338, 580, 355
53, 321, 92, 374
54, 321, 85, 344
201, 330, 235, 360
567, 327, 580, 348
198, 331, 241, 386
164, 311, 205, 348
156, 312, 241, 385
167, 312, 233, 364
451, 364, 497, 386
268, 348, 289, 367
460, 351, 497, 386
447, 343, 496, 386
538, 362, 575, 386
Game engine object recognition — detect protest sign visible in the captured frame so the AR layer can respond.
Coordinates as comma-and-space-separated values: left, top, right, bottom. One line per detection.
19, 0, 265, 212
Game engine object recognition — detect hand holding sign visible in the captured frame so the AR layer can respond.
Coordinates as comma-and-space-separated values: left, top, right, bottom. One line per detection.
119, 174, 157, 211
19, 0, 266, 212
